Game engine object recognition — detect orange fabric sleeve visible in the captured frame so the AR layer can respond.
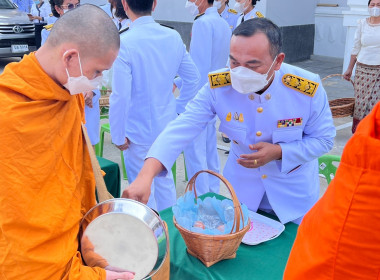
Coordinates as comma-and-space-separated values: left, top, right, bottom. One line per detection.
284, 102, 380, 279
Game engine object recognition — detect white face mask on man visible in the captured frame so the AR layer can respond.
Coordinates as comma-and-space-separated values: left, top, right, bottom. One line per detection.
63, 51, 103, 95
369, 7, 380, 17
230, 56, 278, 94
213, 0, 222, 10
233, 0, 248, 14
185, 0, 200, 16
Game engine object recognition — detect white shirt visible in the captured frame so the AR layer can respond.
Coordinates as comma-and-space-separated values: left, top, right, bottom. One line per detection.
30, 1, 51, 23
351, 18, 380, 65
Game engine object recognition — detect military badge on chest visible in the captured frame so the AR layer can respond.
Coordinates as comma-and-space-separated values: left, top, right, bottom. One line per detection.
277, 118, 302, 128
226, 112, 244, 122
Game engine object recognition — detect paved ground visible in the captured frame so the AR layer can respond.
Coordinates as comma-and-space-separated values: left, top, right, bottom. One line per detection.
0, 54, 354, 200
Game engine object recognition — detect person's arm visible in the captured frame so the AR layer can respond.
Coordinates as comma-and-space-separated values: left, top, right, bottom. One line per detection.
123, 83, 217, 203
109, 47, 132, 149
65, 252, 134, 279
175, 44, 200, 114
276, 75, 336, 173
344, 19, 362, 80
343, 55, 357, 81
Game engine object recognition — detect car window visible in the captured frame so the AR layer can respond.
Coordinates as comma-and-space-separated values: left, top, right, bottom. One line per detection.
0, 0, 16, 9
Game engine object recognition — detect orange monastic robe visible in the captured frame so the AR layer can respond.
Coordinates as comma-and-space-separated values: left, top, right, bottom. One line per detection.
0, 53, 105, 279
284, 102, 380, 279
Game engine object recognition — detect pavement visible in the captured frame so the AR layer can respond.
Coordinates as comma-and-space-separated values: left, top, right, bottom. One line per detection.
0, 54, 354, 200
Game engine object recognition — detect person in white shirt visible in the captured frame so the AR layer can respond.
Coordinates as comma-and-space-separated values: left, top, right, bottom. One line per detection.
29, 0, 51, 48
110, 0, 131, 31
234, 0, 264, 28
343, 0, 380, 133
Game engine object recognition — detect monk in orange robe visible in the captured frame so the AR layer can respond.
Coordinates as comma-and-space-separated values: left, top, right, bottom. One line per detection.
0, 5, 133, 280
284, 101, 380, 279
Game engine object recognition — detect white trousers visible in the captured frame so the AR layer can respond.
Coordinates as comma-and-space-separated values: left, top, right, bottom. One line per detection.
184, 117, 220, 195
123, 142, 176, 211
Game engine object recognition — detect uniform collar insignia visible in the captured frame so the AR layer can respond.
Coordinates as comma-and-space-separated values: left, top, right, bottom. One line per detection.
208, 71, 231, 89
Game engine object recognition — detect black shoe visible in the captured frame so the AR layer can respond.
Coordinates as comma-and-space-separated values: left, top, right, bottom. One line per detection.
222, 136, 231, 143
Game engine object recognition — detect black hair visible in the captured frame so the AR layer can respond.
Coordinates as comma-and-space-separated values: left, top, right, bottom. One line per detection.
114, 0, 128, 19
252, 0, 260, 5
233, 18, 282, 58
125, 0, 153, 15
208, 0, 214, 4
49, 0, 62, 17
48, 0, 80, 18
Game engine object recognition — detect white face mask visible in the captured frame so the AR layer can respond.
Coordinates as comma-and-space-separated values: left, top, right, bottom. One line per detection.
63, 51, 103, 95
230, 56, 278, 94
213, 0, 222, 10
369, 7, 380, 17
233, 0, 248, 14
185, 0, 199, 17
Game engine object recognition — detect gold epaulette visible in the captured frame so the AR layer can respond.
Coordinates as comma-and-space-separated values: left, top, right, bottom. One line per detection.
208, 71, 231, 89
282, 74, 319, 97
43, 23, 54, 31
228, 8, 237, 14
256, 11, 264, 18
194, 13, 205, 20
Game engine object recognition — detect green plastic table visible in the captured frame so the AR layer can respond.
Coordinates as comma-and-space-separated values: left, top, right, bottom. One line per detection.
159, 195, 298, 280
97, 156, 120, 198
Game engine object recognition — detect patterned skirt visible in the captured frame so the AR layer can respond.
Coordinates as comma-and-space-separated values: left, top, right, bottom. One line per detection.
352, 62, 380, 133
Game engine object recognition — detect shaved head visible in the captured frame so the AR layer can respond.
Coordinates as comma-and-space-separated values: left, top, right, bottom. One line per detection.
46, 4, 120, 57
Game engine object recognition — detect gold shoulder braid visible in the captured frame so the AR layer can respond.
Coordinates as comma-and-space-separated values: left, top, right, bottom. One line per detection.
43, 23, 54, 31
194, 13, 205, 20
256, 11, 264, 18
228, 8, 238, 14
282, 74, 319, 97
208, 71, 231, 89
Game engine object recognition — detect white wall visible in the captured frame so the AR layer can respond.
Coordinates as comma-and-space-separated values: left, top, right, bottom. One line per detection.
154, 0, 193, 22
314, 6, 348, 58
317, 0, 347, 7
265, 0, 318, 27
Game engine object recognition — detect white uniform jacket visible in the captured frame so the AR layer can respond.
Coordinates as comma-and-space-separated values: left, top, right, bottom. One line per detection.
109, 16, 200, 146
236, 7, 264, 27
220, 5, 240, 31
148, 63, 336, 223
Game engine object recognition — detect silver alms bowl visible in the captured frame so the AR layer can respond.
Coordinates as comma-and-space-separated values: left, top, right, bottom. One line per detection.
80, 198, 168, 280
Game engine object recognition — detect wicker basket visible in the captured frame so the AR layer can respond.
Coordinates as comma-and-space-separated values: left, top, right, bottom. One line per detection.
322, 74, 355, 118
173, 170, 250, 267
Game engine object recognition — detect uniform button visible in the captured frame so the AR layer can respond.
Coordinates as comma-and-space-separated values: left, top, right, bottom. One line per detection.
256, 131, 262, 137
248, 94, 255, 100
257, 107, 263, 113
265, 94, 271, 100
261, 174, 267, 179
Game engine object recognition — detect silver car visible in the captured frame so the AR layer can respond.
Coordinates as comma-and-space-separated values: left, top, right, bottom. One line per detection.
0, 0, 36, 57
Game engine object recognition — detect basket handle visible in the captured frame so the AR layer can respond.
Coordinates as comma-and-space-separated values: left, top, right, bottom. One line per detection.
185, 170, 244, 234
321, 74, 354, 86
